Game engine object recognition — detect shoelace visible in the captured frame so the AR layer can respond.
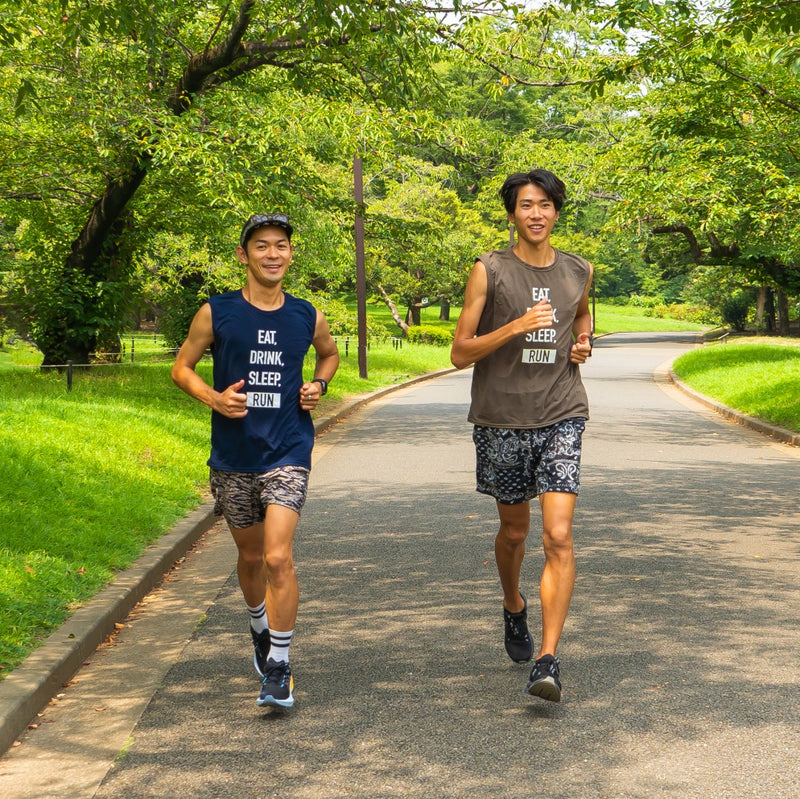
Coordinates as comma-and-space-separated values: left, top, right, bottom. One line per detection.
506, 615, 529, 641
264, 663, 290, 688
537, 657, 560, 677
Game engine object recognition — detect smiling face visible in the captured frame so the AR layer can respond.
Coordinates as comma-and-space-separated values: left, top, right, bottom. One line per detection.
236, 225, 294, 289
508, 183, 559, 247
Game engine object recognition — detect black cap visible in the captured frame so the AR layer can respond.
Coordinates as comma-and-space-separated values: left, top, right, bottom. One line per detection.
240, 213, 293, 247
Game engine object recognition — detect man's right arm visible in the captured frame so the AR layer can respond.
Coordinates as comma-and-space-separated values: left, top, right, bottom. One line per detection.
450, 260, 554, 370
171, 303, 249, 419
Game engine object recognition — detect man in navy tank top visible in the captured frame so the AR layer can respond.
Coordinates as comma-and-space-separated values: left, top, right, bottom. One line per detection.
450, 170, 593, 703
172, 213, 339, 709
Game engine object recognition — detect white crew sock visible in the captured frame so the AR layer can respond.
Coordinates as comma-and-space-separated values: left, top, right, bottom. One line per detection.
247, 601, 268, 634
269, 629, 294, 664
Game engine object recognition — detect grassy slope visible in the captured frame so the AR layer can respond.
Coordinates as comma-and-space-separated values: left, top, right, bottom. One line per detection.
672, 338, 800, 431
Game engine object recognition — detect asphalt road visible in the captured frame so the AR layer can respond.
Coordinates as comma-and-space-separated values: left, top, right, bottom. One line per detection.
2, 332, 799, 798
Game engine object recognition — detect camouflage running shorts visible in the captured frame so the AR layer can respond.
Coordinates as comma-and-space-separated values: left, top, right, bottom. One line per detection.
209, 466, 310, 529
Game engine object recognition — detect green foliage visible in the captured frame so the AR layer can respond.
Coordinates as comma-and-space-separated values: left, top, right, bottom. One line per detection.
0, 1, 504, 363
303, 293, 389, 342
406, 324, 453, 346
642, 303, 717, 326
720, 290, 756, 331
2, 0, 799, 365
574, 0, 800, 308
364, 158, 495, 315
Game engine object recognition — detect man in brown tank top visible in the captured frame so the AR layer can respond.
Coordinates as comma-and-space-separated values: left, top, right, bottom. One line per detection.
450, 169, 593, 702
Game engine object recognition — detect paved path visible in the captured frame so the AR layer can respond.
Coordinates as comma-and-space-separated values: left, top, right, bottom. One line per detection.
2, 333, 799, 798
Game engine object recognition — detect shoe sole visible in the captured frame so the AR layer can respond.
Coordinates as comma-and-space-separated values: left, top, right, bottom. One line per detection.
506, 648, 533, 663
524, 677, 561, 703
256, 694, 294, 709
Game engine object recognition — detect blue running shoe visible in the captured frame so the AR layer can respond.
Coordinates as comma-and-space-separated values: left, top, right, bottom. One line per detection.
250, 627, 271, 678
524, 654, 562, 702
257, 659, 294, 708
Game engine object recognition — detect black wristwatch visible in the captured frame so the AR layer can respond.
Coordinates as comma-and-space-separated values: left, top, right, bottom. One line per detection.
312, 378, 328, 395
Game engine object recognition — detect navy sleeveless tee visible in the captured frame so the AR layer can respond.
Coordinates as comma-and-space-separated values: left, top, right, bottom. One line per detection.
207, 290, 317, 472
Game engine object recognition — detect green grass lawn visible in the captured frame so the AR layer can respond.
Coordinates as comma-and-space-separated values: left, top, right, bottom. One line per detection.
672, 337, 800, 432
592, 302, 706, 334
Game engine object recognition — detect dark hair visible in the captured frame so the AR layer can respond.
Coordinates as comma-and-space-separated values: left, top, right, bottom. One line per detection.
499, 169, 566, 213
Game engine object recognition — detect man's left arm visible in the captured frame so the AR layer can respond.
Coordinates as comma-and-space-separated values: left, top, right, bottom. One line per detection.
300, 310, 340, 410
570, 263, 594, 365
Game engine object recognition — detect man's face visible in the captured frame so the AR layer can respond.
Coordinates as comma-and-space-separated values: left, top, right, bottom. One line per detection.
236, 226, 293, 288
508, 183, 559, 246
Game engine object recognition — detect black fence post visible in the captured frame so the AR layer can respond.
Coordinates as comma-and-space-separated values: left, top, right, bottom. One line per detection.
130, 338, 135, 363
67, 360, 73, 392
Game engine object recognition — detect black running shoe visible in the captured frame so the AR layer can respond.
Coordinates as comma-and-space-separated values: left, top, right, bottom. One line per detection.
503, 591, 534, 663
525, 654, 562, 702
250, 627, 271, 678
257, 659, 294, 708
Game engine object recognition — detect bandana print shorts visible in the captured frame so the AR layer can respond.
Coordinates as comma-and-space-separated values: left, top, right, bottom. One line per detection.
473, 418, 586, 505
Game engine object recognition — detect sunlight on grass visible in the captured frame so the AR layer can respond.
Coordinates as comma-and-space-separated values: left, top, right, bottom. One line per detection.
673, 341, 800, 431
0, 345, 452, 675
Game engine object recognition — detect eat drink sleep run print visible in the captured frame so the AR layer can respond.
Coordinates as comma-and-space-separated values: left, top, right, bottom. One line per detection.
522, 286, 558, 365
246, 328, 284, 408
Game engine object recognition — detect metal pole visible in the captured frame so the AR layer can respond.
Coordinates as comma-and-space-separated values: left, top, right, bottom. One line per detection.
354, 154, 368, 379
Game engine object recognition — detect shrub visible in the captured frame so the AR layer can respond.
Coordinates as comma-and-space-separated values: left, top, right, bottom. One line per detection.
720, 292, 753, 332
406, 325, 452, 346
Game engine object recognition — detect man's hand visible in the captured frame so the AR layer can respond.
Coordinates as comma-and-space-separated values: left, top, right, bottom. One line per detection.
515, 298, 553, 335
570, 332, 592, 364
213, 379, 249, 418
299, 380, 321, 411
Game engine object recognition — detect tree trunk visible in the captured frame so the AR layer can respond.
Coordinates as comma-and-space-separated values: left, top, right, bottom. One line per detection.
37, 2, 257, 364
439, 298, 450, 321
406, 304, 421, 326
765, 289, 776, 333
39, 161, 150, 366
755, 287, 767, 333
376, 284, 409, 335
776, 290, 790, 336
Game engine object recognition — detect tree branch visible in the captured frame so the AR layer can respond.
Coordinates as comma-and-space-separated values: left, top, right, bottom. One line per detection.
706, 57, 800, 115
167, 0, 256, 114
651, 223, 704, 262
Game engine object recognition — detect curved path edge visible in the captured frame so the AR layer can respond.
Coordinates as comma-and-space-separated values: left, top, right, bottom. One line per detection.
668, 367, 800, 447
0, 367, 457, 756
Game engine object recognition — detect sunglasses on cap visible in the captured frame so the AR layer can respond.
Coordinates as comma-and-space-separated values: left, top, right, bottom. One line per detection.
240, 213, 293, 246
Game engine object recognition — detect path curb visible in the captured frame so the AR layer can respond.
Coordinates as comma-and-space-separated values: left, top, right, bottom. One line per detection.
668, 368, 800, 447
0, 368, 457, 756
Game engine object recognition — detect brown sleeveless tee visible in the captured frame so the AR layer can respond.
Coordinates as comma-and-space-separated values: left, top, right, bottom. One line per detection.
467, 247, 591, 429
